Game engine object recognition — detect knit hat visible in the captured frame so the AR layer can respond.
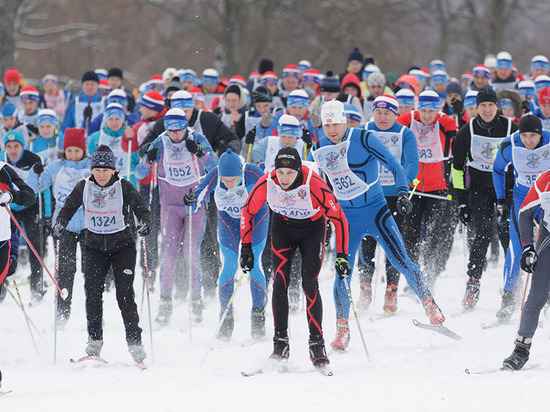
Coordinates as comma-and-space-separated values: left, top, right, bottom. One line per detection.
99, 79, 110, 94
373, 95, 399, 115
320, 72, 340, 93
162, 67, 177, 83
368, 72, 386, 87
531, 55, 549, 72
252, 86, 272, 103
140, 91, 165, 112
417, 90, 440, 110
484, 55, 497, 68
476, 87, 498, 106
63, 128, 87, 152
224, 84, 241, 97
344, 104, 362, 122
395, 89, 415, 107
277, 114, 301, 137
429, 60, 446, 73
0, 102, 17, 118
431, 70, 448, 85
534, 75, 550, 92
363, 64, 381, 81
4, 67, 20, 85
321, 99, 346, 125
274, 147, 301, 171
283, 65, 300, 79
500, 98, 514, 109
107, 68, 123, 79
260, 71, 278, 85
347, 47, 363, 63
148, 74, 164, 90
81, 70, 99, 84
104, 103, 126, 120
518, 80, 536, 99
302, 69, 320, 85
165, 79, 183, 94
202, 68, 219, 85
37, 109, 57, 126
170, 90, 194, 110
95, 69, 108, 81
164, 108, 188, 130
409, 69, 427, 86
287, 89, 309, 108
107, 89, 128, 107
179, 69, 198, 84
218, 149, 243, 177
473, 65, 491, 79
538, 87, 550, 105
461, 72, 473, 84
258, 59, 274, 75
42, 74, 59, 85
496, 51, 513, 69
446, 82, 463, 96
91, 145, 116, 169
229, 75, 247, 88
464, 90, 478, 108
20, 86, 40, 102
396, 74, 419, 95
298, 60, 312, 72
519, 114, 542, 135
4, 130, 25, 147
188, 87, 205, 103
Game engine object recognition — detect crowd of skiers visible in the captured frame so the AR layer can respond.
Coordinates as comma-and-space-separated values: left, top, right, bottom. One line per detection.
1, 47, 550, 376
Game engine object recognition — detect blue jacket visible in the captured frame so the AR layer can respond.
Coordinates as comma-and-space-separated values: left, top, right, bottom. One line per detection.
62, 91, 103, 132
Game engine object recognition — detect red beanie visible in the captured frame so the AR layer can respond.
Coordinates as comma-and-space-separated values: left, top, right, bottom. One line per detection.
63, 128, 87, 153
4, 67, 20, 85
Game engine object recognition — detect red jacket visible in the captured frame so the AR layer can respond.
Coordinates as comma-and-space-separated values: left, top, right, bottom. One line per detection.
134, 107, 169, 186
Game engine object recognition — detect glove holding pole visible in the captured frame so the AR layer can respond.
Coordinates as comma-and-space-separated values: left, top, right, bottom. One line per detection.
245, 126, 256, 162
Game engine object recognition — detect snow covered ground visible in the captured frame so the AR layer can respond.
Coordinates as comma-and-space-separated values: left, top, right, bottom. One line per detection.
2, 232, 550, 412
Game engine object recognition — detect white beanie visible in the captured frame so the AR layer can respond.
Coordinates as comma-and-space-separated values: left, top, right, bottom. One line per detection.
321, 100, 346, 125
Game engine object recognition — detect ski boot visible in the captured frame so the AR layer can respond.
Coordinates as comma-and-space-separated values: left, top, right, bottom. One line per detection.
155, 296, 173, 325
144, 270, 156, 293
502, 336, 531, 370
192, 297, 203, 323
309, 335, 330, 368
383, 283, 398, 313
357, 282, 372, 311
496, 290, 515, 323
422, 296, 445, 325
461, 277, 480, 309
85, 338, 103, 357
330, 319, 350, 351
269, 331, 289, 361
217, 309, 234, 341
128, 344, 147, 363
251, 307, 266, 339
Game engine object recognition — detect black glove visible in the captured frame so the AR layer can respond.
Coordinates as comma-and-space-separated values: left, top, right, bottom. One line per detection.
186, 139, 205, 157
301, 127, 312, 148
183, 189, 197, 206
245, 126, 257, 145
33, 162, 44, 175
396, 193, 413, 215
83, 104, 93, 122
520, 243, 537, 273
496, 198, 507, 226
7, 256, 17, 277
521, 100, 531, 114
0, 191, 13, 207
137, 221, 150, 236
458, 203, 471, 225
335, 253, 351, 280
451, 98, 464, 116
240, 243, 254, 272
52, 223, 65, 240
146, 147, 158, 164
43, 218, 52, 237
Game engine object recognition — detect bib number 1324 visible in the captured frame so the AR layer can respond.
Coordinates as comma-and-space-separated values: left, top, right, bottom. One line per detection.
90, 215, 116, 227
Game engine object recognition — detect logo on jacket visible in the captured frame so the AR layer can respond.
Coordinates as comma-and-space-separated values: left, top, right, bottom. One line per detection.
481, 142, 497, 160
325, 151, 339, 170
391, 135, 399, 144
170, 146, 186, 160
526, 153, 541, 169
298, 188, 307, 199
236, 188, 245, 197
91, 190, 108, 208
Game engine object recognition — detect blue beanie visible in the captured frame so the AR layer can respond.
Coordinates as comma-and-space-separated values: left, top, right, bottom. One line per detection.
4, 130, 25, 147
91, 145, 116, 169
164, 108, 188, 130
218, 149, 242, 177
1, 102, 17, 118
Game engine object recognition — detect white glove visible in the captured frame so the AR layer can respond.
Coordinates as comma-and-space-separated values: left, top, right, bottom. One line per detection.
0, 191, 13, 206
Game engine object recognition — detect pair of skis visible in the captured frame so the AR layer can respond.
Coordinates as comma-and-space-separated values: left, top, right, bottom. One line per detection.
70, 355, 147, 371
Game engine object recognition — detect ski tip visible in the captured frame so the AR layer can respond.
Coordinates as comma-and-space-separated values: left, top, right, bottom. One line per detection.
464, 368, 471, 374
412, 318, 420, 326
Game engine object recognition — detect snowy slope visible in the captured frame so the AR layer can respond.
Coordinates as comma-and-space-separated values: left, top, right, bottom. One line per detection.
2, 233, 550, 412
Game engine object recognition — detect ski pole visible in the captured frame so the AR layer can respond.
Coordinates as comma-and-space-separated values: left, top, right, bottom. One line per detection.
142, 237, 154, 362
38, 178, 44, 295
126, 127, 133, 182
4, 206, 68, 299
5, 283, 46, 344
54, 239, 60, 364
343, 277, 370, 361
411, 191, 452, 201
141, 161, 157, 314
393, 178, 420, 217
201, 271, 247, 368
520, 271, 531, 311
12, 280, 40, 356
188, 198, 193, 343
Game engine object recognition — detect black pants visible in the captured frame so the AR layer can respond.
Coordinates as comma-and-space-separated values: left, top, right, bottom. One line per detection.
271, 215, 326, 337
84, 245, 142, 345
200, 196, 221, 295
0, 239, 11, 296
139, 185, 160, 270
13, 203, 43, 293
358, 196, 401, 286
56, 230, 86, 319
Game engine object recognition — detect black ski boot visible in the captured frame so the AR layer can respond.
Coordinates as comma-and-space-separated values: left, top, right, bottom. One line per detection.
269, 331, 289, 361
251, 307, 265, 339
309, 335, 329, 368
502, 336, 531, 370
217, 309, 234, 341
462, 277, 480, 309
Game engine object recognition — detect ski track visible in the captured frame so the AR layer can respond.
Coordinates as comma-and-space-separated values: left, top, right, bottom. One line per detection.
2, 234, 550, 411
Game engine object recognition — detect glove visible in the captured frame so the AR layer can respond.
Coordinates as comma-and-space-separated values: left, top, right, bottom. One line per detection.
137, 221, 150, 236
43, 218, 52, 237
240, 243, 254, 272
260, 113, 273, 128
245, 126, 257, 145
310, 113, 322, 128
521, 100, 531, 114
33, 162, 44, 175
520, 243, 537, 273
83, 104, 93, 122
186, 139, 205, 157
396, 193, 413, 215
451, 98, 464, 116
183, 189, 197, 206
458, 203, 471, 225
301, 127, 312, 148
146, 147, 158, 164
335, 254, 351, 280
52, 223, 65, 240
496, 199, 507, 226
7, 256, 17, 277
0, 191, 13, 206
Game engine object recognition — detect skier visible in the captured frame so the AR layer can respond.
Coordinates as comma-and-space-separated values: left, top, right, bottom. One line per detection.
62, 70, 104, 134
28, 127, 90, 325
3, 67, 23, 112
452, 87, 518, 309
195, 149, 269, 340
18, 86, 43, 128
309, 100, 445, 351
54, 145, 150, 364
240, 147, 350, 369
42, 74, 66, 120
0, 103, 37, 146
26, 109, 63, 166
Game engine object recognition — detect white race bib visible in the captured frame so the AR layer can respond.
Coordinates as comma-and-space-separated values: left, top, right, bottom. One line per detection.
83, 178, 126, 234
266, 168, 319, 219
